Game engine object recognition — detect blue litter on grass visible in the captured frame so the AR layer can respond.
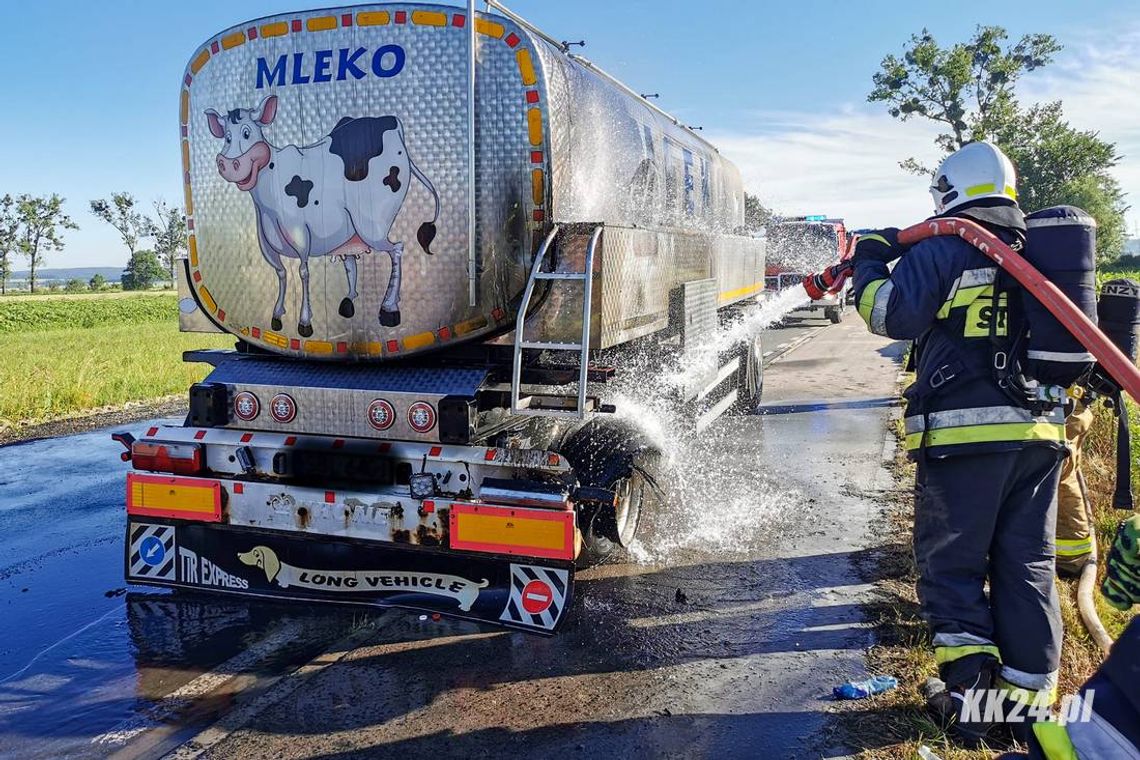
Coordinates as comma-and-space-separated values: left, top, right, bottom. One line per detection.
832, 675, 898, 700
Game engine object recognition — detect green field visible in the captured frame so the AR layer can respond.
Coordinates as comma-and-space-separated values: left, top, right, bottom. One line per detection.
0, 292, 232, 430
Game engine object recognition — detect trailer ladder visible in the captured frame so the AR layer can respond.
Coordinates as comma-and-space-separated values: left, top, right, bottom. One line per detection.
510, 224, 601, 418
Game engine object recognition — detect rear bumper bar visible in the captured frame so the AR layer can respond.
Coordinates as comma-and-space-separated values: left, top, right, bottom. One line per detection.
126, 519, 574, 634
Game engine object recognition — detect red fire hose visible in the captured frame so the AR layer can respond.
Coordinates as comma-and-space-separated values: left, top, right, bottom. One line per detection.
813, 217, 1140, 404
899, 218, 1140, 402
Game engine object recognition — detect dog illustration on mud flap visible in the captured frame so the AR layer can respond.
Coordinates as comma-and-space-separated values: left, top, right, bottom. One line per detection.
205, 94, 439, 335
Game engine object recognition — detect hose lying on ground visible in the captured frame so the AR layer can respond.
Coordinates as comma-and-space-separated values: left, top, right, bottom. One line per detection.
1076, 470, 1115, 655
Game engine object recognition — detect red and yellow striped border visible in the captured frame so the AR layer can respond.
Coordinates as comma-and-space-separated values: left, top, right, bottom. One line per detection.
181, 8, 544, 357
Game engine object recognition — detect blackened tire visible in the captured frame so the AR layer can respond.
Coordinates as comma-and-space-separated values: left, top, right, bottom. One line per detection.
826, 306, 842, 324
560, 419, 664, 566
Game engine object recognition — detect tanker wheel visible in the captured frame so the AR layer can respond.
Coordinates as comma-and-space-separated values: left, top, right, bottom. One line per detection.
560, 419, 664, 566
825, 305, 843, 324
728, 332, 764, 414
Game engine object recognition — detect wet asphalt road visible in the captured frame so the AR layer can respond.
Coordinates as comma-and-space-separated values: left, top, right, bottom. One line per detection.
0, 312, 880, 760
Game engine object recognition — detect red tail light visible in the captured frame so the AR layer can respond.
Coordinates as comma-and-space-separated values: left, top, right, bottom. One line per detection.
131, 440, 205, 475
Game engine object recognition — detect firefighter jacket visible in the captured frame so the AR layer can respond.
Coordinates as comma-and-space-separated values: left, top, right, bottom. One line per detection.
852, 203, 1066, 458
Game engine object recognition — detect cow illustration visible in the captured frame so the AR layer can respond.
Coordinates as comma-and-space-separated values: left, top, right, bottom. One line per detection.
205, 95, 438, 335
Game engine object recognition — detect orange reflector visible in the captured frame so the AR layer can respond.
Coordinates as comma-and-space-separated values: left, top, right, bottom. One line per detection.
127, 473, 222, 522
449, 503, 575, 560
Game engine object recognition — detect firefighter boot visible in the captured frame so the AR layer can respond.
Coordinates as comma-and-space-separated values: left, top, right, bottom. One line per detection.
923, 653, 1002, 747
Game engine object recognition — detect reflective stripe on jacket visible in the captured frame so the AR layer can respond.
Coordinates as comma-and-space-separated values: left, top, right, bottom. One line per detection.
903, 404, 1065, 453
851, 207, 1064, 458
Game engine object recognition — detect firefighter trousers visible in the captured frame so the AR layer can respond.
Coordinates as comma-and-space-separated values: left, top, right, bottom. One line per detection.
914, 445, 1064, 702
1056, 401, 1096, 576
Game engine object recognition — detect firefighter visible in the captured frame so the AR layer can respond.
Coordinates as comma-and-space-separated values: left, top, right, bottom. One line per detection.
996, 515, 1140, 760
1056, 399, 1096, 577
851, 141, 1066, 746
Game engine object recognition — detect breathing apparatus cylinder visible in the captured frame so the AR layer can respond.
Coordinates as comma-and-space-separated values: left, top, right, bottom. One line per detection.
1096, 278, 1140, 509
1022, 206, 1100, 388
1098, 278, 1140, 362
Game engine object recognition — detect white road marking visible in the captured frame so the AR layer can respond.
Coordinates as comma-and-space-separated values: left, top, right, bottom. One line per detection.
92, 619, 304, 749
161, 628, 505, 759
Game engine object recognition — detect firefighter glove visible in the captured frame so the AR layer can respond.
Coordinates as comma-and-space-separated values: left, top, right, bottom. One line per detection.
1103, 514, 1140, 610
852, 228, 908, 265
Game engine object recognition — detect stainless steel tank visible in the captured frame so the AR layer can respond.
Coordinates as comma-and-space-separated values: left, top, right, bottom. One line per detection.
179, 2, 761, 360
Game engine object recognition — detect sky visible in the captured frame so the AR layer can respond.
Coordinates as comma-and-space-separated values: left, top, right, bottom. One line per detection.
2, 0, 1139, 268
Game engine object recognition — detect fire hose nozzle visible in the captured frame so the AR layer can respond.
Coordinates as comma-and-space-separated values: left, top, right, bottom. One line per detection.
803, 262, 853, 301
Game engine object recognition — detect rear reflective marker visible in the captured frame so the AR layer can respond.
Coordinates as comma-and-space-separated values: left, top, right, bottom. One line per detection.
450, 503, 575, 560
127, 473, 222, 522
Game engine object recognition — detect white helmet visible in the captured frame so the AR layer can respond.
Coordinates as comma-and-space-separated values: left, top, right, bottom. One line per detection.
930, 141, 1018, 214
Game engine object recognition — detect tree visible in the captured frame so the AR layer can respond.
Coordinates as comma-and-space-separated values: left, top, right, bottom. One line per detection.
870, 26, 1060, 159
90, 192, 153, 259
0, 195, 17, 295
869, 26, 1129, 260
121, 249, 166, 291
989, 102, 1130, 260
16, 194, 78, 293
89, 273, 106, 291
64, 278, 86, 294
151, 199, 187, 283
744, 193, 774, 232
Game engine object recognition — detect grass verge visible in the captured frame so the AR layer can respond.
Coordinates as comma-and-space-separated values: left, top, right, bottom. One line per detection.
0, 320, 232, 431
850, 386, 1137, 759
0, 291, 183, 333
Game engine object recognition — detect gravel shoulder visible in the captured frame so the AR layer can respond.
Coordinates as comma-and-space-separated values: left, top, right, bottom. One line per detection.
0, 397, 187, 447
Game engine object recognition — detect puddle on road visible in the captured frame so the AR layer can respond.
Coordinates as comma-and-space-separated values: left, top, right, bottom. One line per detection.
0, 423, 379, 759
0, 589, 373, 759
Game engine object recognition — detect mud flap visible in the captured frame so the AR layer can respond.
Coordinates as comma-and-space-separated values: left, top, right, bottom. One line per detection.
125, 520, 574, 635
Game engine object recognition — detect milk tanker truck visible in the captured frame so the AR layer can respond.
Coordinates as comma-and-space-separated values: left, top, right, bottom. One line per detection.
117, 2, 765, 633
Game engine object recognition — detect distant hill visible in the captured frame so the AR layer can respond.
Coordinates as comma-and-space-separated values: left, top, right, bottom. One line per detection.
10, 267, 122, 283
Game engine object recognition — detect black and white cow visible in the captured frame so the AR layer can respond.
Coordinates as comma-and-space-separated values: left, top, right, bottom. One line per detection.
205, 95, 439, 335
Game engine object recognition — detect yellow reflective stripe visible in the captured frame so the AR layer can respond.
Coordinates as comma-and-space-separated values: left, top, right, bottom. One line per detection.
966, 182, 997, 197
1004, 184, 1018, 200
860, 233, 890, 247
937, 284, 994, 319
997, 677, 1057, 706
1056, 538, 1093, 556
1032, 722, 1077, 760
858, 278, 887, 324
934, 644, 1001, 665
905, 422, 1065, 450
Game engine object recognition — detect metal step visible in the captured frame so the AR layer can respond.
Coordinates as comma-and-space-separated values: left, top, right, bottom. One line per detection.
534, 272, 587, 280
520, 341, 583, 351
